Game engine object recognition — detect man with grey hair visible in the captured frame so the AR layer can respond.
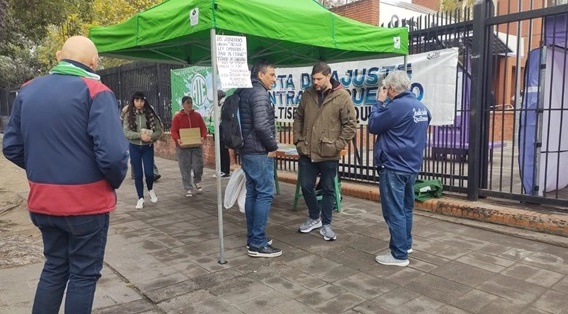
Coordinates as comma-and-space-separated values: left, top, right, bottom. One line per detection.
368, 70, 431, 267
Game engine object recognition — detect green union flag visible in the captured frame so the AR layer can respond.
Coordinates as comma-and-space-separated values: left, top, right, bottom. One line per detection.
171, 66, 216, 133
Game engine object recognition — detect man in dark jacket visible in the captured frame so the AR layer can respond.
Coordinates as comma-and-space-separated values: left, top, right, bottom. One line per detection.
239, 61, 281, 258
368, 70, 431, 267
293, 61, 357, 241
2, 36, 128, 312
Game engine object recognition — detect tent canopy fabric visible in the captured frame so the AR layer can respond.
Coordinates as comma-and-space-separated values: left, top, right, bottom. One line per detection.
89, 0, 409, 66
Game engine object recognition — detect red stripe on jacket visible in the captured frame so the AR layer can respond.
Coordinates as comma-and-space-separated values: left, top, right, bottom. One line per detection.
28, 179, 117, 216
82, 77, 110, 98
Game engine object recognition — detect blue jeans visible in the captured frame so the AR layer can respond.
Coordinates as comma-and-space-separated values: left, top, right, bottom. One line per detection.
29, 212, 110, 314
378, 168, 417, 260
129, 143, 154, 198
299, 156, 338, 225
241, 154, 275, 248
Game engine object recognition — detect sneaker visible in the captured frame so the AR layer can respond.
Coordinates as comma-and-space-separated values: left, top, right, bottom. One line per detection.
221, 173, 231, 178
319, 224, 337, 241
246, 237, 273, 249
298, 218, 322, 233
153, 174, 161, 182
375, 253, 409, 267
185, 190, 193, 197
408, 248, 413, 254
148, 190, 158, 203
195, 183, 202, 192
247, 244, 282, 258
135, 198, 144, 209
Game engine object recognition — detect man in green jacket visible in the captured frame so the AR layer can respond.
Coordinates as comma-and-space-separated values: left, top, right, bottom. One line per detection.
293, 61, 357, 241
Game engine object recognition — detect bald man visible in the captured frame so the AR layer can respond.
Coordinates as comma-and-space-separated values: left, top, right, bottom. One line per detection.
3, 36, 128, 314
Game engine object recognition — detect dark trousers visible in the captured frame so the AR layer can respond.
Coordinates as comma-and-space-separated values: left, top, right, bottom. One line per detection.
129, 143, 154, 198
298, 155, 339, 225
30, 212, 109, 314
220, 145, 230, 174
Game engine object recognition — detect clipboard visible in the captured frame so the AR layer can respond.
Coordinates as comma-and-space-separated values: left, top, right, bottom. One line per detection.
179, 128, 202, 147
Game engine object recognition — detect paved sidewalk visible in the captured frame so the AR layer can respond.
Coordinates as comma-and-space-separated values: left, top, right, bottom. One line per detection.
2, 157, 568, 314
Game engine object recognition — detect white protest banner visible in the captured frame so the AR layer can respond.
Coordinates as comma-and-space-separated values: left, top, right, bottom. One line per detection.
273, 48, 458, 126
215, 35, 252, 88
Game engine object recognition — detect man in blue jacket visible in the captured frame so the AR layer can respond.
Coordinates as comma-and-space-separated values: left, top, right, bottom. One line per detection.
368, 70, 431, 267
238, 61, 281, 258
3, 36, 128, 313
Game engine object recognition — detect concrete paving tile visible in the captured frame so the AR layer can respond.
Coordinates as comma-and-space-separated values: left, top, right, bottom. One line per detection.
313, 292, 366, 314
448, 289, 499, 313
435, 305, 472, 314
431, 260, 494, 288
478, 274, 547, 304
521, 307, 555, 314
144, 279, 200, 303
138, 271, 190, 293
457, 252, 515, 273
319, 246, 378, 273
406, 273, 471, 304
186, 297, 243, 314
552, 275, 568, 293
499, 247, 535, 262
272, 299, 320, 314
371, 286, 422, 310
385, 266, 427, 286
316, 265, 361, 283
407, 258, 441, 273
91, 299, 156, 314
192, 254, 235, 272
533, 290, 568, 314
294, 284, 346, 307
285, 255, 342, 277
96, 275, 143, 304
410, 250, 452, 267
475, 243, 513, 256
156, 290, 216, 313
438, 234, 491, 251
502, 263, 564, 287
352, 300, 398, 314
260, 275, 311, 297
341, 234, 385, 255
478, 298, 529, 314
521, 251, 568, 275
170, 261, 210, 279
232, 289, 291, 313
333, 273, 398, 299
213, 278, 275, 305
397, 295, 445, 312
193, 268, 243, 289
280, 268, 329, 290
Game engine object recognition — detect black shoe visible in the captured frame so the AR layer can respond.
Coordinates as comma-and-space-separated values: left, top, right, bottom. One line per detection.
221, 173, 231, 178
153, 174, 161, 181
246, 237, 272, 249
248, 244, 282, 258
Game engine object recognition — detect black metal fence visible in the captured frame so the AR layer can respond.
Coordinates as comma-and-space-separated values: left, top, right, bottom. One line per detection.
98, 62, 185, 131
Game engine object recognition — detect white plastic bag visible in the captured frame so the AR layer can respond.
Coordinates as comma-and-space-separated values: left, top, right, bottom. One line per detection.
237, 183, 246, 213
223, 167, 246, 209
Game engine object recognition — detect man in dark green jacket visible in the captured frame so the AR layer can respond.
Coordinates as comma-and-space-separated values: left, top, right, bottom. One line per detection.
293, 61, 357, 241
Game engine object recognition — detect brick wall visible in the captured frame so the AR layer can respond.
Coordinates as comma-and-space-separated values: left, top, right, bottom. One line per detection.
331, 0, 380, 25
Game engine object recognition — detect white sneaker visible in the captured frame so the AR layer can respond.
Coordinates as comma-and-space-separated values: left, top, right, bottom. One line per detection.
148, 190, 158, 203
135, 198, 144, 209
186, 190, 193, 197
195, 184, 202, 192
375, 253, 409, 267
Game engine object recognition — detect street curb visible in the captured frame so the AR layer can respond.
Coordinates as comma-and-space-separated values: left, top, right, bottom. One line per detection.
277, 171, 568, 238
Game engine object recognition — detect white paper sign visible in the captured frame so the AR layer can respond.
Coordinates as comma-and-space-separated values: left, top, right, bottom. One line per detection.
189, 8, 199, 26
215, 35, 252, 88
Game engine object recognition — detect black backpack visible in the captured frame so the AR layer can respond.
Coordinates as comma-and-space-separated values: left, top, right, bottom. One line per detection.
220, 90, 245, 150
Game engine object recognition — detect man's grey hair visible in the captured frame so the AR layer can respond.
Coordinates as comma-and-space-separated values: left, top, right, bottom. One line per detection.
383, 70, 411, 93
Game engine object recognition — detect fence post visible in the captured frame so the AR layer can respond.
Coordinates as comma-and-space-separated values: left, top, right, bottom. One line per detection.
468, 0, 494, 201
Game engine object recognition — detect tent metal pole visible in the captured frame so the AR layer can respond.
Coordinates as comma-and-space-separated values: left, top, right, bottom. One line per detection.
210, 28, 226, 264
403, 55, 408, 71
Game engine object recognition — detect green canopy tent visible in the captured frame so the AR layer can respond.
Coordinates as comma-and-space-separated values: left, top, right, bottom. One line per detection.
89, 0, 408, 263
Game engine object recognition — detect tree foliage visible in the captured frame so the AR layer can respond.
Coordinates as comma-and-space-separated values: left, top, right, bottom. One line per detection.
441, 0, 475, 12
0, 0, 163, 87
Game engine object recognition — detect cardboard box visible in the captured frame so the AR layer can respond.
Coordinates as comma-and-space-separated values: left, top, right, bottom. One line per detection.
179, 128, 202, 148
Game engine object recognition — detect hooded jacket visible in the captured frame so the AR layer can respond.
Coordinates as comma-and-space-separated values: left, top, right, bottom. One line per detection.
170, 109, 207, 147
293, 78, 357, 162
